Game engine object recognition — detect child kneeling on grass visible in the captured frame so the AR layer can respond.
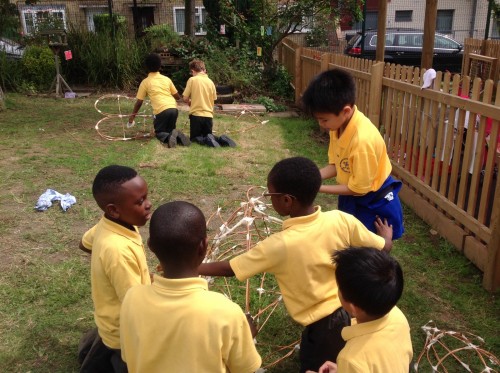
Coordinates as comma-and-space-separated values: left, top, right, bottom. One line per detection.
128, 53, 190, 148
307, 247, 413, 373
120, 201, 261, 373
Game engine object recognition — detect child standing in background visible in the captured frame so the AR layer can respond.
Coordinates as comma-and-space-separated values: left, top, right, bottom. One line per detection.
301, 69, 404, 239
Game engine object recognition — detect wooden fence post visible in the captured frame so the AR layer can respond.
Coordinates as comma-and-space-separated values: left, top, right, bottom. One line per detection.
294, 47, 303, 106
483, 166, 500, 292
368, 61, 384, 128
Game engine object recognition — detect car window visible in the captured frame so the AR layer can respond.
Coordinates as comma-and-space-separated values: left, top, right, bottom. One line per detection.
435, 35, 460, 49
369, 35, 377, 47
385, 33, 395, 46
347, 34, 361, 47
395, 33, 422, 47
397, 34, 412, 46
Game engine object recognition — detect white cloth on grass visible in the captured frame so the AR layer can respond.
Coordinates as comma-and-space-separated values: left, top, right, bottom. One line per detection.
35, 189, 77, 212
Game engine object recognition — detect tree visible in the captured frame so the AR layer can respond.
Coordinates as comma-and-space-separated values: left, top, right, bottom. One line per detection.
202, 0, 363, 70
0, 0, 20, 40
184, 0, 196, 37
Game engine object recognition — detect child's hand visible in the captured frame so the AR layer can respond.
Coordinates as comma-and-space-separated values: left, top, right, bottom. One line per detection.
318, 361, 337, 373
374, 216, 393, 252
245, 312, 258, 338
305, 361, 338, 373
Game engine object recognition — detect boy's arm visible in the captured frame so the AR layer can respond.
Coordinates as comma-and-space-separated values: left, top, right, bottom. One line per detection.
198, 261, 235, 277
319, 184, 362, 195
128, 99, 143, 124
78, 240, 91, 254
320, 164, 337, 179
173, 92, 182, 101
374, 216, 393, 252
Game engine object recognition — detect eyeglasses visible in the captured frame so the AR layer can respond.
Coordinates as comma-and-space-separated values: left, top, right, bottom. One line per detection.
261, 190, 296, 199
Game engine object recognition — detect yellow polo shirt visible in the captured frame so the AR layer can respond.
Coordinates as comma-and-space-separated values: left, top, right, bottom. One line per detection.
182, 73, 217, 117
337, 306, 413, 372
82, 217, 151, 349
120, 275, 262, 373
328, 106, 392, 194
230, 207, 385, 326
136, 72, 178, 115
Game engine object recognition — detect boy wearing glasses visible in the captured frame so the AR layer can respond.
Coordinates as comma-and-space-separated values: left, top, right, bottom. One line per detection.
198, 156, 393, 373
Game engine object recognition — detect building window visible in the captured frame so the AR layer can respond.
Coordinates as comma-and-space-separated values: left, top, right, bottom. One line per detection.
20, 5, 67, 35
395, 10, 412, 22
84, 7, 108, 32
436, 10, 454, 34
173, 7, 207, 35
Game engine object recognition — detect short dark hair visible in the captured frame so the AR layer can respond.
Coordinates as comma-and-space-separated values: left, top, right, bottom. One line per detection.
333, 247, 404, 317
267, 157, 321, 205
145, 53, 162, 72
301, 68, 356, 116
92, 165, 137, 207
149, 201, 207, 264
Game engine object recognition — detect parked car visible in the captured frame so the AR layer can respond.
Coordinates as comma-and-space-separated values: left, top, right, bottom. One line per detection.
344, 29, 463, 73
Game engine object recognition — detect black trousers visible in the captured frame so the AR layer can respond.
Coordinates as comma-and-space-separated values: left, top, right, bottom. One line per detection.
189, 114, 213, 140
79, 329, 127, 373
299, 307, 350, 373
154, 108, 178, 141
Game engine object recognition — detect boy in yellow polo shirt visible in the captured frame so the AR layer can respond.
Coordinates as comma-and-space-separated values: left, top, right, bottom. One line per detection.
198, 156, 394, 373
120, 201, 262, 373
301, 69, 404, 239
79, 165, 152, 373
182, 59, 236, 147
306, 247, 413, 373
128, 53, 190, 148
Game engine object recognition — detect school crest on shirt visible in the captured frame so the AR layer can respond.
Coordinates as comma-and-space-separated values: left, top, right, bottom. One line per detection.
340, 158, 350, 173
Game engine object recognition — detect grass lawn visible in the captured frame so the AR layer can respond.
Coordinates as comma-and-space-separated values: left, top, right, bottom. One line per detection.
0, 93, 498, 372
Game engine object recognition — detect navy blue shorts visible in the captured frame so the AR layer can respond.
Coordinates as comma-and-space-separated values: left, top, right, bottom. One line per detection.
338, 175, 404, 239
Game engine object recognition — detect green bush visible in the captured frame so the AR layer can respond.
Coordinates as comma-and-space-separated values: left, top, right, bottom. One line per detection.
143, 24, 180, 51
251, 96, 288, 112
265, 64, 293, 100
21, 45, 54, 91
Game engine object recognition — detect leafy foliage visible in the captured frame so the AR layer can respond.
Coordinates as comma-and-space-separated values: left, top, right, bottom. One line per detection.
142, 24, 180, 52
251, 96, 288, 112
0, 0, 19, 40
63, 28, 147, 89
21, 45, 55, 91
93, 13, 127, 35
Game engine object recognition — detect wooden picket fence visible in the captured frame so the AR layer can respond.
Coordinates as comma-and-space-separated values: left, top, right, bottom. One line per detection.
278, 37, 500, 291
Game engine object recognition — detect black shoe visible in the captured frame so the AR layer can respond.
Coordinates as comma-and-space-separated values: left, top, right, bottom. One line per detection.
204, 134, 221, 147
177, 131, 191, 146
168, 129, 178, 148
218, 134, 237, 147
